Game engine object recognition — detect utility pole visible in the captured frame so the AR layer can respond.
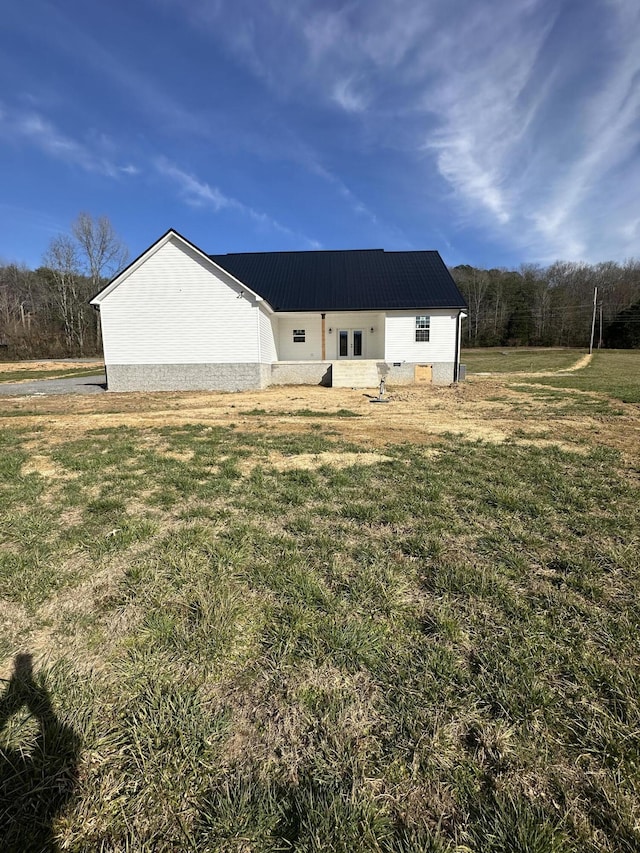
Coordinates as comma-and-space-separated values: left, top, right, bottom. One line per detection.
589, 286, 598, 354
598, 303, 603, 349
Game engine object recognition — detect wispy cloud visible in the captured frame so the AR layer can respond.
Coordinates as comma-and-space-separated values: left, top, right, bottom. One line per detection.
166, 0, 640, 262
155, 157, 231, 210
0, 104, 138, 178
263, 1, 554, 242
10, 0, 388, 244
422, 3, 556, 227
524, 1, 640, 259
331, 78, 368, 113
300, 0, 433, 75
8, 1, 217, 141
154, 156, 321, 247
7, 0, 639, 264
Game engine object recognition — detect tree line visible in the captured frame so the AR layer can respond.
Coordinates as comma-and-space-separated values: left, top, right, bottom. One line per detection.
0, 213, 128, 360
451, 261, 640, 349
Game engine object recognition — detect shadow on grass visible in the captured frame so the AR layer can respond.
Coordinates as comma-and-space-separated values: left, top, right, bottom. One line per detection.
0, 653, 80, 852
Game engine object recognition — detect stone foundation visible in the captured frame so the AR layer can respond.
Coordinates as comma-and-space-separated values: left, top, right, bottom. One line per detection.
270, 361, 332, 386
106, 363, 268, 392
377, 361, 455, 385
105, 360, 458, 392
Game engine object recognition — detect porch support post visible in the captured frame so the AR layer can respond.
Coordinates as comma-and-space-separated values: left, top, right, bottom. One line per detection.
321, 313, 326, 360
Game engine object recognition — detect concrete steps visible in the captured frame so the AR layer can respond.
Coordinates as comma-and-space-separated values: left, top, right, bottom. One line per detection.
331, 359, 380, 388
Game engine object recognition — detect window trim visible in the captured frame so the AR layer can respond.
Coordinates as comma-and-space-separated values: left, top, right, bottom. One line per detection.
293, 328, 306, 343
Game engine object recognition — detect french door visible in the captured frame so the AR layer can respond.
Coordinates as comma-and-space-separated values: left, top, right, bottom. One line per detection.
338, 329, 364, 358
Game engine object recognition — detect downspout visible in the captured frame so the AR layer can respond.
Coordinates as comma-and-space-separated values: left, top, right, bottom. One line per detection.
92, 303, 108, 390
256, 303, 264, 388
454, 310, 467, 382
256, 303, 262, 364
321, 313, 326, 361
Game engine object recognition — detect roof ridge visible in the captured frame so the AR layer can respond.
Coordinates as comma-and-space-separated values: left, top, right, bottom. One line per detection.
208, 249, 444, 258
210, 248, 386, 257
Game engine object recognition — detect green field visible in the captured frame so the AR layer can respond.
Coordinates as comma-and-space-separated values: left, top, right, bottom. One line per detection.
463, 347, 585, 374
525, 350, 640, 403
463, 348, 640, 404
1, 358, 639, 852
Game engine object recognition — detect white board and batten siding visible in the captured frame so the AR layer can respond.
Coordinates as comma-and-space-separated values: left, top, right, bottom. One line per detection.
384, 310, 458, 363
100, 237, 267, 365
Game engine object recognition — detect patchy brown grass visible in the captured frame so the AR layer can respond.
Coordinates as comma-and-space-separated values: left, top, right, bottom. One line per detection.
239, 450, 394, 474
1, 353, 639, 851
0, 359, 103, 374
2, 375, 638, 458
21, 454, 77, 479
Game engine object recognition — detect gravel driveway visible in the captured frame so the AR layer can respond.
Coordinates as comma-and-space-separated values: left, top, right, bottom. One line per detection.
0, 374, 107, 396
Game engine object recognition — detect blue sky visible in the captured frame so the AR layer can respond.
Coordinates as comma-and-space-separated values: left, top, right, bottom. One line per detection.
1, 0, 639, 270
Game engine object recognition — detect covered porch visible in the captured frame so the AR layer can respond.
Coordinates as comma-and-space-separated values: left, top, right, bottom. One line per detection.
275, 312, 386, 363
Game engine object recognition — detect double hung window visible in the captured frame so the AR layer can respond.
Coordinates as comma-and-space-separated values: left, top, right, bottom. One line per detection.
415, 316, 430, 342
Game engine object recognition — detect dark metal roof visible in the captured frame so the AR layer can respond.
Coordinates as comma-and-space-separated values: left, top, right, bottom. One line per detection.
209, 249, 467, 312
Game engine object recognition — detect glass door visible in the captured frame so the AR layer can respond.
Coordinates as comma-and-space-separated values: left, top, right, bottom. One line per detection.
338, 329, 364, 358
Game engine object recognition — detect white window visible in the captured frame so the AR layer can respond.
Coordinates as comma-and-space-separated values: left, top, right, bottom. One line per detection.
415, 316, 430, 342
293, 329, 306, 343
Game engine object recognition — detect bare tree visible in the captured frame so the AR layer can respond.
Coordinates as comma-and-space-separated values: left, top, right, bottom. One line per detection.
71, 213, 128, 347
466, 268, 490, 344
39, 213, 129, 355
42, 235, 90, 353
71, 212, 128, 293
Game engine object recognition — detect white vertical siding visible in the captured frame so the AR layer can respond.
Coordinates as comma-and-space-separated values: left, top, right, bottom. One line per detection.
259, 307, 278, 364
384, 310, 458, 362
100, 237, 261, 365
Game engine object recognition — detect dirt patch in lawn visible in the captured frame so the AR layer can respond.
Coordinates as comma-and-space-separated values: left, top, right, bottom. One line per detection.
21, 454, 77, 479
2, 376, 638, 460
472, 352, 595, 379
240, 450, 395, 474
557, 353, 593, 372
0, 359, 103, 374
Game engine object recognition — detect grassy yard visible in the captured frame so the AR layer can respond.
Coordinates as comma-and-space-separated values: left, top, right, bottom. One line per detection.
463, 348, 585, 374
1, 364, 639, 851
524, 350, 640, 404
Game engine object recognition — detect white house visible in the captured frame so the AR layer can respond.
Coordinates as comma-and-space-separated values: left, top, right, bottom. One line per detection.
90, 229, 467, 392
